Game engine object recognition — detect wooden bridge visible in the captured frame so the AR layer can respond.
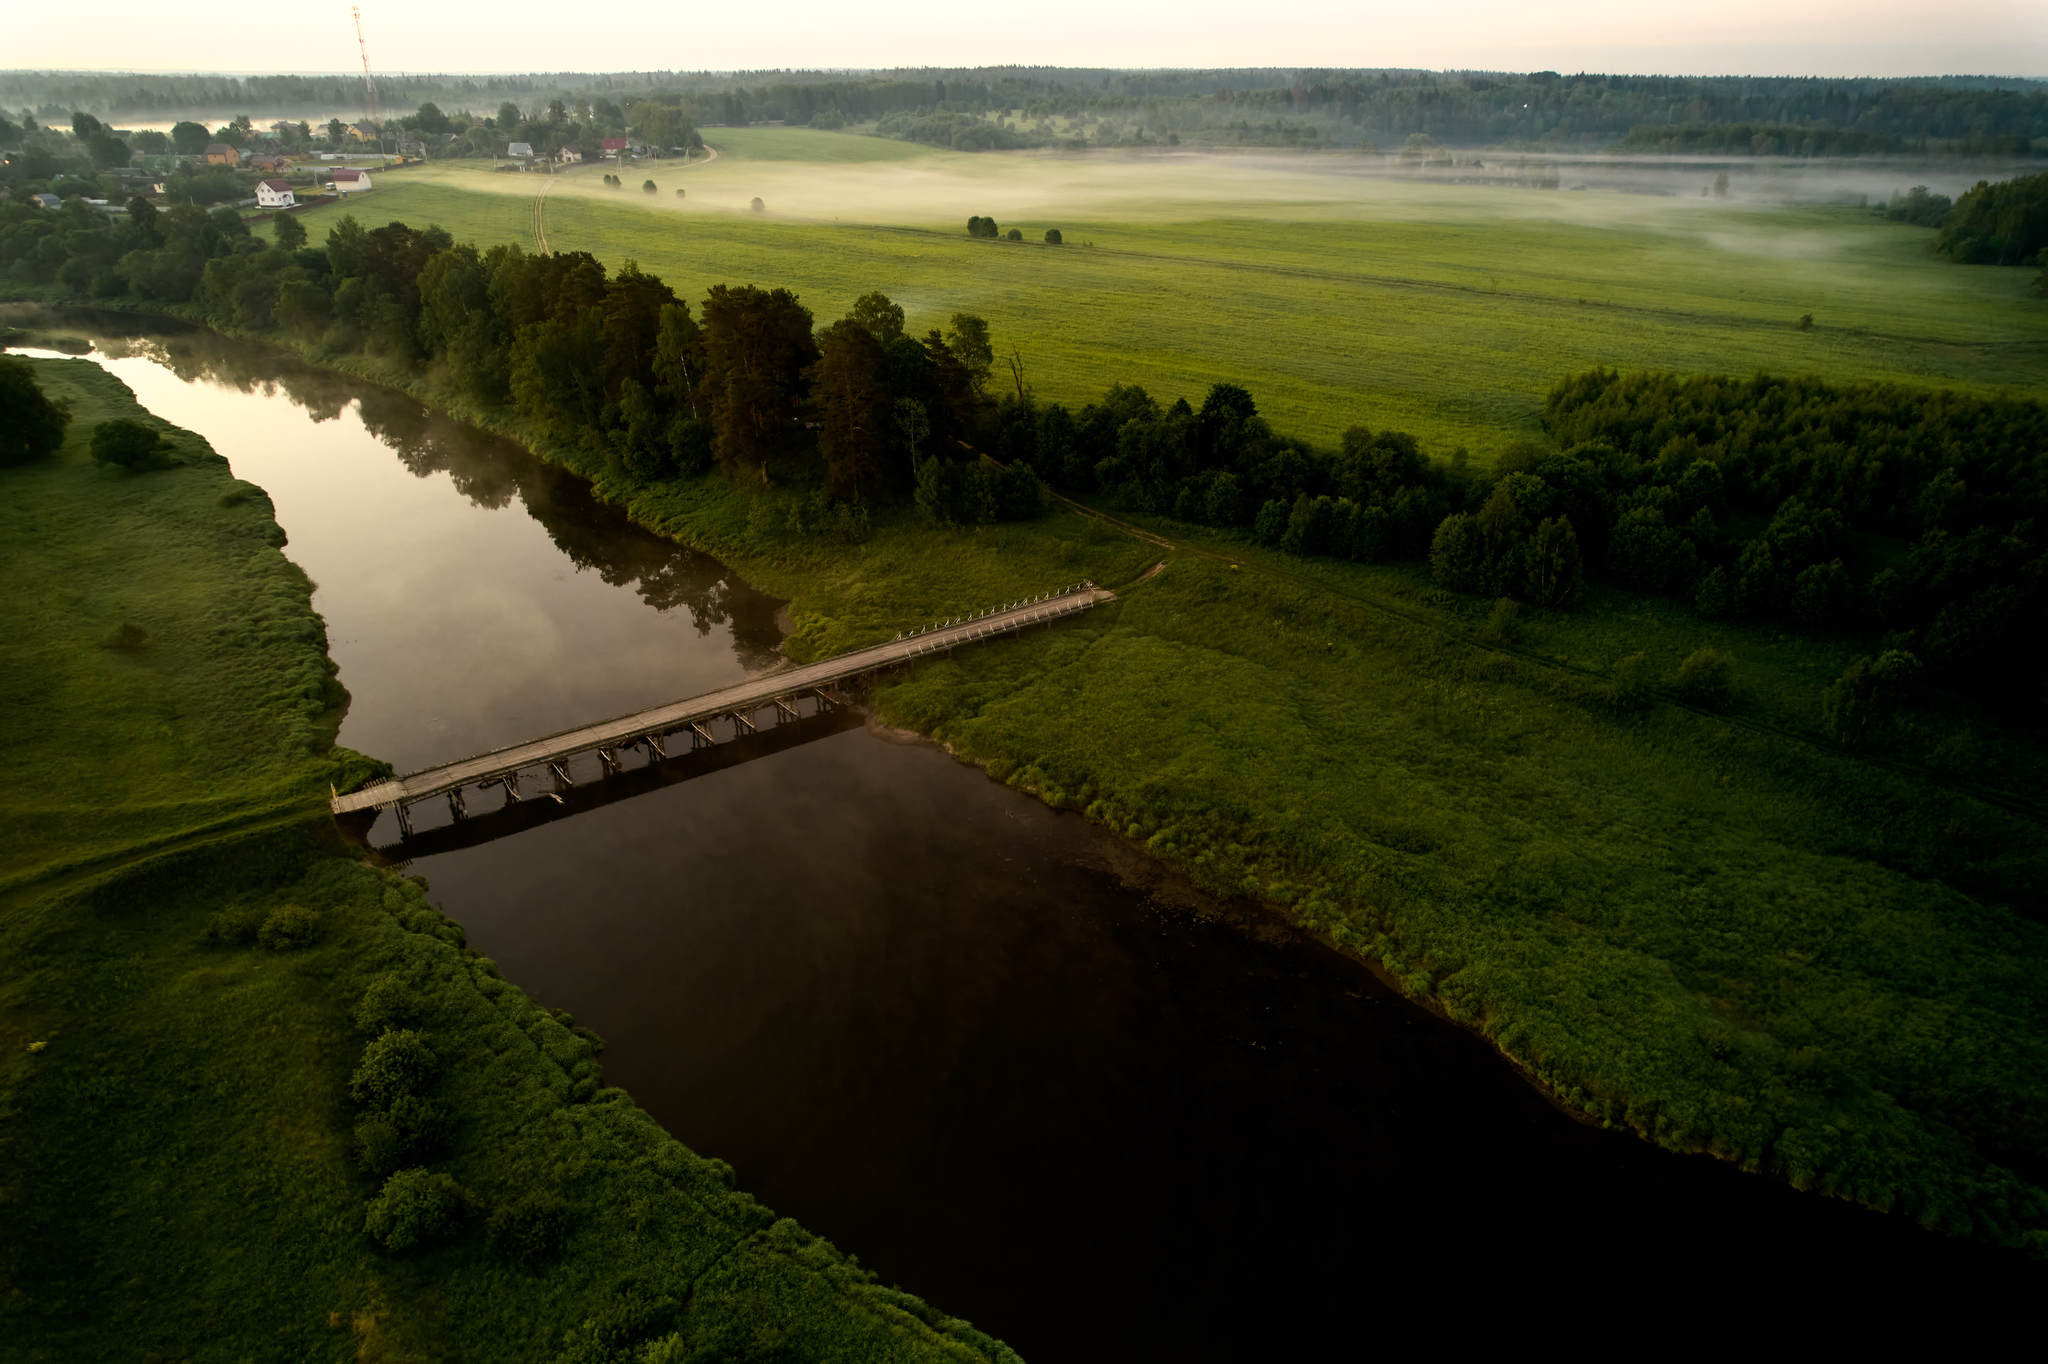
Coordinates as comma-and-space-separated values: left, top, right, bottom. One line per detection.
332, 583, 1110, 836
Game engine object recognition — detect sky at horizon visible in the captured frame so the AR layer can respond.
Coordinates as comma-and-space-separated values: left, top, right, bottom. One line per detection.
8, 2, 2047, 81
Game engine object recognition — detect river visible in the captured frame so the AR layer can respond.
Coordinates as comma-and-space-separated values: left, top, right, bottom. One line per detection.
8, 316, 2023, 1354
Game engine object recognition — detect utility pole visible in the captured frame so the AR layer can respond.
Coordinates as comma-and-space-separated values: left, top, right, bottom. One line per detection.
351, 6, 385, 155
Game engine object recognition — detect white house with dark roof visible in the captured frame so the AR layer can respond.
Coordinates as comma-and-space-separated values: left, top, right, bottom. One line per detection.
506, 141, 533, 159
331, 167, 372, 194
255, 179, 296, 209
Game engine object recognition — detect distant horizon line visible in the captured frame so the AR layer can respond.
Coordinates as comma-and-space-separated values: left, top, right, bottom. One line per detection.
4, 65, 2045, 82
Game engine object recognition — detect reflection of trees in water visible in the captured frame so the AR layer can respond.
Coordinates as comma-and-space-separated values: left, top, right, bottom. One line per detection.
56, 312, 785, 667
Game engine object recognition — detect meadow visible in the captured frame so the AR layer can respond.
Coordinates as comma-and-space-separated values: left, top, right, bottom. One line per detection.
332, 129, 2048, 457
0, 360, 1015, 1362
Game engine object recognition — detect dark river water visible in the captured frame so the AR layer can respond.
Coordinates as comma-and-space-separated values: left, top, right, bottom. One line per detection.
10, 317, 2027, 1352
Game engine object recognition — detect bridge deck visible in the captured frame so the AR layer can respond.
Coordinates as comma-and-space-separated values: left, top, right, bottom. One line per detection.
331, 585, 1110, 816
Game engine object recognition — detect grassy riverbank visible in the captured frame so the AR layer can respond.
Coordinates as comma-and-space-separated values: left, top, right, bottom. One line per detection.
0, 359, 1018, 1361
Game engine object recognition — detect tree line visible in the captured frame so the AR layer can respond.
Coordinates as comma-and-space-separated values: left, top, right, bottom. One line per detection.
1538, 369, 2047, 716
0, 196, 1041, 534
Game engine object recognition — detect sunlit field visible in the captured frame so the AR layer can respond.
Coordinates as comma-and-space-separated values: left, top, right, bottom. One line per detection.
327, 128, 2048, 458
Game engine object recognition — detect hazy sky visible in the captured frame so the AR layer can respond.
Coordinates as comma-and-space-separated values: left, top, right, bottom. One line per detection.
10, 1, 2046, 78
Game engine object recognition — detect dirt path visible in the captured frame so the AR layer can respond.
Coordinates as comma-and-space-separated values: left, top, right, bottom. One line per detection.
531, 144, 718, 256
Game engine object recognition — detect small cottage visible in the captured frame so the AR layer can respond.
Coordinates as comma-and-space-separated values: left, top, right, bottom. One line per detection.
256, 179, 296, 209
202, 143, 239, 166
600, 137, 627, 157
556, 146, 583, 164
331, 167, 372, 194
506, 141, 533, 159
32, 192, 62, 209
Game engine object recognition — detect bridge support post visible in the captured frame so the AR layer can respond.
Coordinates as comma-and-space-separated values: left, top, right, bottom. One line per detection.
730, 709, 757, 736
773, 697, 800, 725
446, 788, 466, 821
598, 746, 622, 775
501, 771, 521, 803
394, 804, 413, 838
549, 760, 573, 793
690, 721, 716, 750
643, 733, 667, 761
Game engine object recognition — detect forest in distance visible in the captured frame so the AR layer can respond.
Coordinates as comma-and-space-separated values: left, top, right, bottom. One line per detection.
6, 45, 2048, 1363
5, 65, 2047, 157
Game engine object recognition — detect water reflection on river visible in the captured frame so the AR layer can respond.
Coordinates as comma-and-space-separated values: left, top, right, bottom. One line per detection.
9, 316, 2020, 1356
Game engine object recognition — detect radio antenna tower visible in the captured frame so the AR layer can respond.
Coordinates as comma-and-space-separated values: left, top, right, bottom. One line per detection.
351, 5, 382, 126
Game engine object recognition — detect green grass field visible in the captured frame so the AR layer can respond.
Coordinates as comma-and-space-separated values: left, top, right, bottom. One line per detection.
324, 133, 2048, 458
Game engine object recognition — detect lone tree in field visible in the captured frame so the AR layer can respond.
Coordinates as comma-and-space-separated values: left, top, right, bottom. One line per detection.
0, 357, 70, 466
1005, 227, 1023, 241
750, 196, 765, 213
642, 179, 656, 194
1044, 227, 1063, 244
89, 418, 165, 471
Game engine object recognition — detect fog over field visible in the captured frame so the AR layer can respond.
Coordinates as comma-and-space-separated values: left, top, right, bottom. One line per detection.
445, 130, 2038, 234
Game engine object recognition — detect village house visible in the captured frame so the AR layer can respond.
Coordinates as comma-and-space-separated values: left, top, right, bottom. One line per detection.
331, 167, 372, 194
255, 179, 296, 210
600, 137, 628, 157
348, 122, 379, 144
202, 143, 240, 166
506, 141, 533, 159
31, 192, 62, 210
556, 145, 584, 164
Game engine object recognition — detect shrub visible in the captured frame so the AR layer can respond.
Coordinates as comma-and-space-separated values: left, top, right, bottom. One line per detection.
364, 1168, 468, 1252
200, 906, 263, 946
1483, 597, 1520, 644
1044, 227, 1063, 244
1005, 227, 1023, 241
350, 1029, 436, 1108
1668, 646, 1737, 710
487, 1192, 575, 1270
90, 418, 166, 470
354, 1095, 453, 1176
256, 903, 319, 950
353, 973, 419, 1034
103, 621, 149, 651
641, 179, 656, 194
749, 196, 764, 213
1608, 651, 1656, 711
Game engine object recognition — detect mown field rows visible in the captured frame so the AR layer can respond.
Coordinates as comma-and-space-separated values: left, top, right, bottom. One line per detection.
324, 133, 2048, 460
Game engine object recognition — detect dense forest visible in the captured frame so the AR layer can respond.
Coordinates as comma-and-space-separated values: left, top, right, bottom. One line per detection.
3, 188, 2043, 725
5, 67, 2044, 155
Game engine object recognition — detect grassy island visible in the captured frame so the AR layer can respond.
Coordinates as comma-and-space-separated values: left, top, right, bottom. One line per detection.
0, 358, 1016, 1361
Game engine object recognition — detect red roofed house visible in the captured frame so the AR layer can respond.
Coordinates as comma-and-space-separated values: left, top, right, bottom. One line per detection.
600, 137, 628, 157
331, 167, 372, 195
255, 179, 296, 210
